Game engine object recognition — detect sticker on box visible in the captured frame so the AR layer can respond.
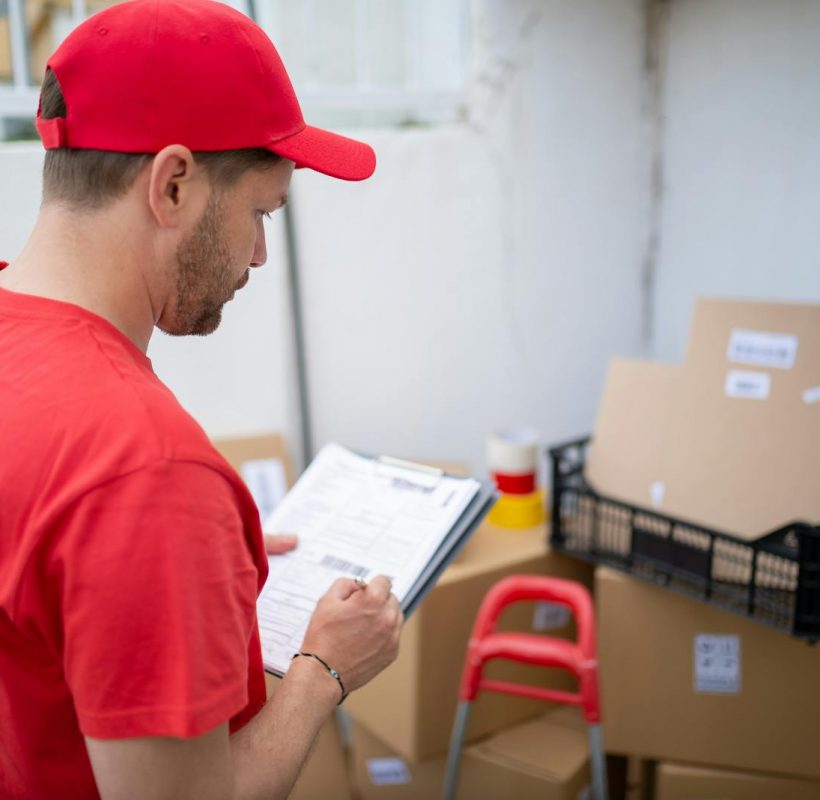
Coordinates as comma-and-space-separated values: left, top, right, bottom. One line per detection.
727, 328, 798, 369
366, 758, 411, 786
532, 601, 570, 631
803, 386, 820, 405
649, 480, 665, 509
693, 634, 741, 694
725, 370, 770, 400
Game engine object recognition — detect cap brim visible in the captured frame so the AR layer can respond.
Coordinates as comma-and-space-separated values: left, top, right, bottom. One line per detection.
268, 124, 376, 181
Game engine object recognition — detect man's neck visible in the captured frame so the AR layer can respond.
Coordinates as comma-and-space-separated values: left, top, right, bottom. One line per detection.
0, 204, 162, 353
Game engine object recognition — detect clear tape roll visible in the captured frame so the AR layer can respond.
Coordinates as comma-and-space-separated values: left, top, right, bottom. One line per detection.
486, 428, 540, 474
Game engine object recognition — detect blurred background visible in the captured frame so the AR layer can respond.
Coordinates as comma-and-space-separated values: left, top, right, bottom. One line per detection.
1, 0, 819, 474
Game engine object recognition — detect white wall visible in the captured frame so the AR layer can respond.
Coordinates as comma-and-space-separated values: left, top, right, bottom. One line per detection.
651, 0, 820, 361
0, 0, 651, 476
293, 0, 650, 472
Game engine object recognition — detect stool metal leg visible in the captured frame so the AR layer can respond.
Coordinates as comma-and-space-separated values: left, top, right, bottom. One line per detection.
587, 723, 608, 800
442, 701, 472, 800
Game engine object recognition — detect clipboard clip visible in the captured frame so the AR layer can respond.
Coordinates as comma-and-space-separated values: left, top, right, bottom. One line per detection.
374, 456, 444, 489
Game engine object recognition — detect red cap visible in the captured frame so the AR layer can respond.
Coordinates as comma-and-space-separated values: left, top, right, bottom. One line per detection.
36, 0, 375, 181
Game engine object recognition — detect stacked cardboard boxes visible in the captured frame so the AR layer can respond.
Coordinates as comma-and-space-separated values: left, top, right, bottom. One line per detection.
585, 299, 820, 794
349, 706, 596, 800
597, 567, 820, 778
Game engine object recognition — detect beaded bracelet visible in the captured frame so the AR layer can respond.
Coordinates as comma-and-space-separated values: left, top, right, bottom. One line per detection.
292, 651, 348, 705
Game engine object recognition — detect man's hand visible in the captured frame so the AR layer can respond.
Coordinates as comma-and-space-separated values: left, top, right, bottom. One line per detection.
300, 575, 403, 695
263, 533, 298, 555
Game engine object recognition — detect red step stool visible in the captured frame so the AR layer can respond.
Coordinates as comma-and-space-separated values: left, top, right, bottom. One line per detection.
442, 575, 608, 800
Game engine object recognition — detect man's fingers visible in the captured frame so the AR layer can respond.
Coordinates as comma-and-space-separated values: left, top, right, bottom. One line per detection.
263, 533, 298, 555
325, 576, 364, 602
365, 574, 393, 603
322, 575, 395, 604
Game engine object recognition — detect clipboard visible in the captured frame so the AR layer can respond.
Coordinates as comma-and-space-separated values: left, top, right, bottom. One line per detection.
258, 443, 498, 675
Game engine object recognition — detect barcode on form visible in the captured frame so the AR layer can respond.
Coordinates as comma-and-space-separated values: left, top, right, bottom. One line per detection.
321, 555, 369, 578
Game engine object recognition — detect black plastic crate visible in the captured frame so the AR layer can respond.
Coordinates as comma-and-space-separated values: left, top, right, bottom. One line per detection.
548, 437, 820, 642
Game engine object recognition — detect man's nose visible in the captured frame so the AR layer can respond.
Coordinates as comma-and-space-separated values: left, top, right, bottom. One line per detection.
250, 217, 268, 267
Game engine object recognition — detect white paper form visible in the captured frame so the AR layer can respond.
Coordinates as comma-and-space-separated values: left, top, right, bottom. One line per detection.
257, 443, 481, 674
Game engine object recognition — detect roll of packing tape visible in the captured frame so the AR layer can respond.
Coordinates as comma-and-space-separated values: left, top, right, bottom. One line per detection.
487, 490, 545, 529
487, 429, 540, 474
492, 471, 536, 495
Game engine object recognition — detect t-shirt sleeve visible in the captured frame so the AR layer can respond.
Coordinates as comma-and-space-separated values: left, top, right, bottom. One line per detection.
52, 459, 259, 739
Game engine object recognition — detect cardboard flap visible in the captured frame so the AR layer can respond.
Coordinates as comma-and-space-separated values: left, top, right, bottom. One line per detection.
587, 358, 681, 510
660, 299, 820, 537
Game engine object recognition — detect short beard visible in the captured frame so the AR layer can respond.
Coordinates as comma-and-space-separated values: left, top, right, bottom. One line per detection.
164, 192, 235, 337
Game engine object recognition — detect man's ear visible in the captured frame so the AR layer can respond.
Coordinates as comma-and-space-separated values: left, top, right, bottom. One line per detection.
147, 145, 205, 228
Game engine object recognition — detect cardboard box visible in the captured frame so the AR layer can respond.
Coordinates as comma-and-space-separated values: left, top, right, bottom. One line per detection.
659, 299, 820, 538
265, 674, 353, 800
597, 567, 820, 779
349, 720, 448, 800
456, 707, 591, 800
655, 761, 820, 800
345, 523, 593, 762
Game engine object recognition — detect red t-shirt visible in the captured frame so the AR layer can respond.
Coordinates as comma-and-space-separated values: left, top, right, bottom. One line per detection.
0, 267, 270, 799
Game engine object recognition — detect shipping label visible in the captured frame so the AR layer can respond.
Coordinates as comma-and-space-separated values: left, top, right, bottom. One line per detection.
532, 601, 570, 631
725, 369, 771, 400
727, 328, 798, 369
366, 758, 411, 785
803, 386, 820, 405
694, 634, 741, 694
649, 480, 666, 509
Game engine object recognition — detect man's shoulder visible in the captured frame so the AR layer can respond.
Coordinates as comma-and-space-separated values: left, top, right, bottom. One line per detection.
0, 301, 239, 500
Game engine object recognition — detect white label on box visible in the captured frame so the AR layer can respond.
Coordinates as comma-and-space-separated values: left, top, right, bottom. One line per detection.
649, 480, 666, 509
803, 386, 820, 405
241, 458, 288, 522
727, 328, 798, 369
366, 758, 411, 786
725, 369, 771, 400
532, 601, 570, 631
694, 634, 741, 694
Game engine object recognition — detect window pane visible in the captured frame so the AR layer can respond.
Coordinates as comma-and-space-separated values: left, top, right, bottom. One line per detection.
314, 0, 357, 88
367, 0, 405, 88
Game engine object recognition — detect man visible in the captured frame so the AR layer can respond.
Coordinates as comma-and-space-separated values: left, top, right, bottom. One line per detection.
0, 1, 402, 798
